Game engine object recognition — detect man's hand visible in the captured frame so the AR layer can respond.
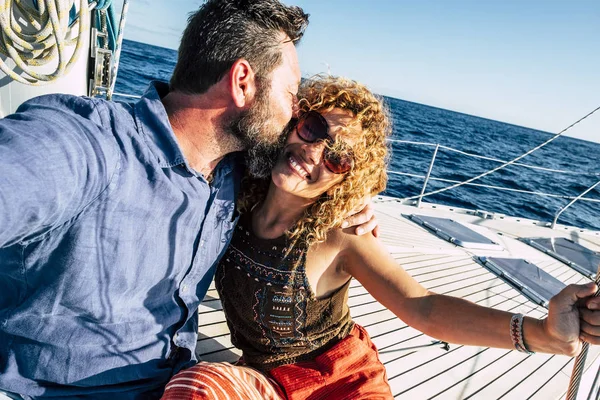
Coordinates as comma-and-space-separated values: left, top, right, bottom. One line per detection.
544, 282, 600, 356
341, 198, 379, 237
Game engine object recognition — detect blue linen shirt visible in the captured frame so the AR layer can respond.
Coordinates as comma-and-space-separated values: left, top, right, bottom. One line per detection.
0, 82, 243, 398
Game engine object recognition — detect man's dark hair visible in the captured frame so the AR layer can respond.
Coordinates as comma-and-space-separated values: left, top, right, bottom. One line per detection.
170, 0, 309, 94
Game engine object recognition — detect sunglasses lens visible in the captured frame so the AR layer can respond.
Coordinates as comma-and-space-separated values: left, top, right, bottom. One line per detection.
296, 111, 353, 174
323, 147, 353, 174
297, 112, 329, 143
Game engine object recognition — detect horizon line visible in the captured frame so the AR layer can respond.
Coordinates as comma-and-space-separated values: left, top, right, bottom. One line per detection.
122, 38, 599, 145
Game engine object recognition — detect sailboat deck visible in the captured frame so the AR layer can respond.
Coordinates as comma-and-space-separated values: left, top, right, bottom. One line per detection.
196, 196, 600, 399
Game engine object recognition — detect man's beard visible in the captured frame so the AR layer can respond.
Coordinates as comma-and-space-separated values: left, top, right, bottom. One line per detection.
227, 86, 288, 179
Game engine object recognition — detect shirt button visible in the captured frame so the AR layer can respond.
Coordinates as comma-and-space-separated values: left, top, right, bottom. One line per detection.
181, 285, 187, 293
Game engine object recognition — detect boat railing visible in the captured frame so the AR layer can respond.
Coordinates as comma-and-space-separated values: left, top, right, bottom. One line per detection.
387, 139, 600, 229
551, 180, 600, 229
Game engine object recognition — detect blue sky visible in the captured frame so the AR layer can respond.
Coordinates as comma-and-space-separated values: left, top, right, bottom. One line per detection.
113, 0, 599, 143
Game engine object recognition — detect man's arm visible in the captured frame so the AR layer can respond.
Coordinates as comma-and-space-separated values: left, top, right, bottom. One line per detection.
0, 96, 119, 247
340, 197, 380, 237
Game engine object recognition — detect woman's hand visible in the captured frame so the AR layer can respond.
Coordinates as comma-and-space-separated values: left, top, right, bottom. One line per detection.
543, 282, 600, 356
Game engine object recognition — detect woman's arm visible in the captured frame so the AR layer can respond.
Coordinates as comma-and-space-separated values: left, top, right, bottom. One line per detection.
340, 232, 600, 356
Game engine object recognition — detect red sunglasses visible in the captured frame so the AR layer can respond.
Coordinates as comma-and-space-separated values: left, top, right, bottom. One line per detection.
295, 111, 354, 174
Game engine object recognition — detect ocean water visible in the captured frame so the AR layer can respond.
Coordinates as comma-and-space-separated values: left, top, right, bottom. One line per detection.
115, 39, 600, 231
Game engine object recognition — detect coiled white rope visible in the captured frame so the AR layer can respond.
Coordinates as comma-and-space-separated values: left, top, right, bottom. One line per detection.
0, 0, 89, 85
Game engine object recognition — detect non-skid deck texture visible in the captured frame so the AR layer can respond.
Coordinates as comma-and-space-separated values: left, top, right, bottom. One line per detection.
196, 198, 600, 399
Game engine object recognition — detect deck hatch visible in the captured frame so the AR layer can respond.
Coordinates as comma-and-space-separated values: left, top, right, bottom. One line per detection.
520, 237, 599, 279
478, 257, 565, 308
408, 214, 502, 250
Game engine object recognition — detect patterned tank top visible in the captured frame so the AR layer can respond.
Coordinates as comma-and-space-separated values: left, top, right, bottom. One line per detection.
215, 212, 354, 371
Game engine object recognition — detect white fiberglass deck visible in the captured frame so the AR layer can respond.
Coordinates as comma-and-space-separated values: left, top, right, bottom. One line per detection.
196, 196, 600, 400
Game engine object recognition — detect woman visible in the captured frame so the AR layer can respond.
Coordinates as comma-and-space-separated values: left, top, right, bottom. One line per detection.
162, 76, 600, 400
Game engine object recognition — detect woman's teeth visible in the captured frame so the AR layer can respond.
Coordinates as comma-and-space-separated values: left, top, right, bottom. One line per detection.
289, 155, 310, 179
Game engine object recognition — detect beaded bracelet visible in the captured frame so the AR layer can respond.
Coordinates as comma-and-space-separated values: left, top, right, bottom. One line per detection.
510, 313, 534, 354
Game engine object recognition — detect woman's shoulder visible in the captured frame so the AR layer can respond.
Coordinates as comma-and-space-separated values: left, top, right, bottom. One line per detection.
325, 226, 382, 254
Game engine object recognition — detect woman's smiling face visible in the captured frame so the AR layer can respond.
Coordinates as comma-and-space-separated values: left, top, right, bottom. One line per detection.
271, 108, 358, 200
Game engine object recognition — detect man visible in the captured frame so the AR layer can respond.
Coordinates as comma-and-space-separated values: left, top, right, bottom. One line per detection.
0, 1, 375, 398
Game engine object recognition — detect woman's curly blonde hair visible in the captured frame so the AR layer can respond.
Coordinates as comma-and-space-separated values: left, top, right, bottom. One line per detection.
239, 75, 391, 247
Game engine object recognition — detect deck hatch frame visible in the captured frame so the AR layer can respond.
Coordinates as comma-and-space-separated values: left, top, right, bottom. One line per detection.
520, 237, 599, 279
408, 214, 503, 250
478, 257, 565, 308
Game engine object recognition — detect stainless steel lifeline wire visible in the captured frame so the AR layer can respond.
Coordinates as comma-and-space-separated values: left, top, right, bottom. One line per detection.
566, 267, 600, 400
401, 105, 600, 202
387, 139, 600, 177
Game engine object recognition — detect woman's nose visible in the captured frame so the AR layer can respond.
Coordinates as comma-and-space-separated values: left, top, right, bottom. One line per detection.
302, 141, 325, 165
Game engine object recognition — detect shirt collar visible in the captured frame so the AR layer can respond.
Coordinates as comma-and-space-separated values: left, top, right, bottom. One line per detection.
134, 81, 188, 169
134, 81, 243, 181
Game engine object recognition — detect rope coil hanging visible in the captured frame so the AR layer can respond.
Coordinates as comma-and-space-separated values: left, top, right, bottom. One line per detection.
0, 0, 89, 85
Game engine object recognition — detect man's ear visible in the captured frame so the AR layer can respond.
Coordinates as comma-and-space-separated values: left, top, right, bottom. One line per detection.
229, 59, 257, 108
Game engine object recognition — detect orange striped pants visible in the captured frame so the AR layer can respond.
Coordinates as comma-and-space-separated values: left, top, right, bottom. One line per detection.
161, 324, 392, 399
